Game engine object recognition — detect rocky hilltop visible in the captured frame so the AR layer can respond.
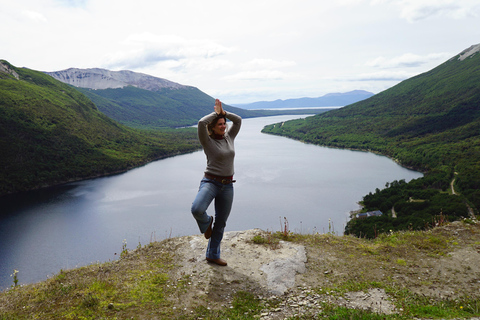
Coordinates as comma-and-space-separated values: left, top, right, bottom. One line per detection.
45, 68, 186, 91
1, 222, 480, 319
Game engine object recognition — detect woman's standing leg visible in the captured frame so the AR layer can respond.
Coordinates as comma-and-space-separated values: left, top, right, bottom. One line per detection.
206, 183, 234, 260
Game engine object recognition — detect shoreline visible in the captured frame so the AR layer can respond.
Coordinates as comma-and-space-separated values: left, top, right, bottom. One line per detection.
0, 148, 201, 199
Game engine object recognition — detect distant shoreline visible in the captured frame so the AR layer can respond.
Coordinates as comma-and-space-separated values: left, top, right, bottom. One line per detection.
242, 106, 343, 111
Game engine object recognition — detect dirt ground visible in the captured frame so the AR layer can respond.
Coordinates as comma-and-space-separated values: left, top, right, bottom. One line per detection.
163, 221, 480, 319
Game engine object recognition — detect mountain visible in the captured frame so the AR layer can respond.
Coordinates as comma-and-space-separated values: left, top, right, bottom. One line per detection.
45, 68, 320, 129
234, 90, 374, 109
45, 68, 231, 128
0, 61, 199, 196
45, 68, 186, 91
262, 43, 480, 237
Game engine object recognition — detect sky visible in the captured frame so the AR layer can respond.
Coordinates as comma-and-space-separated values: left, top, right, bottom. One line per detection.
1, 0, 479, 104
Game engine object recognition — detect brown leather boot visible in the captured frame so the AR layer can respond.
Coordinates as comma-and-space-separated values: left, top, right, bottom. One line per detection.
204, 216, 213, 239
206, 257, 227, 266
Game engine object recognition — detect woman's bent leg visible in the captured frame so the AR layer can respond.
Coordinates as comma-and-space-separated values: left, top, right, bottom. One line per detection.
206, 184, 234, 260
191, 179, 218, 233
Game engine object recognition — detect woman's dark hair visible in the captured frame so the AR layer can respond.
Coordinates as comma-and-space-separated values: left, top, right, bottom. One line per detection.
207, 114, 227, 136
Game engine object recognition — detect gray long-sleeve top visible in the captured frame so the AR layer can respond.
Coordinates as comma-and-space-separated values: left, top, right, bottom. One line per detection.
198, 111, 242, 177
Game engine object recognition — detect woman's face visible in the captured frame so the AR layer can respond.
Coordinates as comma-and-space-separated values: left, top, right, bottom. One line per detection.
212, 118, 226, 136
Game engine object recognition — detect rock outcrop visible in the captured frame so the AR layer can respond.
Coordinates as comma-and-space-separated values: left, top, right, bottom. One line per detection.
0, 61, 20, 80
458, 43, 480, 61
45, 68, 186, 91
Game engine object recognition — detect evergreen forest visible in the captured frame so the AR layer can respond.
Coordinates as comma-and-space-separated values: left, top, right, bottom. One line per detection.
262, 48, 480, 238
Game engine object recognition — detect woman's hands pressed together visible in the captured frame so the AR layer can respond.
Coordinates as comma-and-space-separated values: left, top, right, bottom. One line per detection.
214, 99, 225, 115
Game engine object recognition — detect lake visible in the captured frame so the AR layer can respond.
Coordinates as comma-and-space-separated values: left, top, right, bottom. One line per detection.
0, 114, 423, 290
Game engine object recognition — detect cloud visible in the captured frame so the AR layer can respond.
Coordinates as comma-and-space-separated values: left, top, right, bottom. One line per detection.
224, 70, 287, 81
348, 70, 416, 81
372, 0, 480, 22
22, 10, 48, 22
103, 33, 235, 70
161, 58, 234, 76
243, 58, 296, 69
221, 58, 297, 81
55, 0, 88, 7
185, 59, 234, 72
401, 2, 462, 22
365, 52, 451, 68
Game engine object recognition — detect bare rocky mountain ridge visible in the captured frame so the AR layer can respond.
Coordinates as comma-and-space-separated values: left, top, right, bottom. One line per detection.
457, 43, 480, 61
44, 68, 186, 91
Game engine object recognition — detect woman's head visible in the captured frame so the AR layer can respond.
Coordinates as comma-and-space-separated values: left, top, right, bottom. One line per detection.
208, 114, 227, 136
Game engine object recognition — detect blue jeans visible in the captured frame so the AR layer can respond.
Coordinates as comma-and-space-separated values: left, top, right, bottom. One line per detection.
191, 177, 234, 260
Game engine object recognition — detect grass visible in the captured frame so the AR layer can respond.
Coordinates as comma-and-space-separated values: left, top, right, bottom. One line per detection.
1, 220, 479, 319
251, 220, 480, 319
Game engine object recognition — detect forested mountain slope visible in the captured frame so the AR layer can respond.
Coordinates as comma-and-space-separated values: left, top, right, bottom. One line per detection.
76, 85, 216, 128
76, 85, 267, 128
0, 61, 199, 196
262, 44, 480, 237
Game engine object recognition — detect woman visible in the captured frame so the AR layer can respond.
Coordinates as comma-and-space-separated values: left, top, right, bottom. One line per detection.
191, 99, 242, 266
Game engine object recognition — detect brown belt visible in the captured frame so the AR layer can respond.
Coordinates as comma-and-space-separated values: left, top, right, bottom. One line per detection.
205, 173, 236, 184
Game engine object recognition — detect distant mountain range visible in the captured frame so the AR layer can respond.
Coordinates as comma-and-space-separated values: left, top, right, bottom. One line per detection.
44, 68, 329, 129
234, 90, 374, 109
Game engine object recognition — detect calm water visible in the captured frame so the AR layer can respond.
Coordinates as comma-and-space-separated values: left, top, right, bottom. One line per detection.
0, 115, 423, 290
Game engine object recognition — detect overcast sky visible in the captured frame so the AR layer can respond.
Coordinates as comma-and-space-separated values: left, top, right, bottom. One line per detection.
1, 0, 479, 104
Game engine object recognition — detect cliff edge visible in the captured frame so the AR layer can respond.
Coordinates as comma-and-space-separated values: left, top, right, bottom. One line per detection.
1, 223, 480, 319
